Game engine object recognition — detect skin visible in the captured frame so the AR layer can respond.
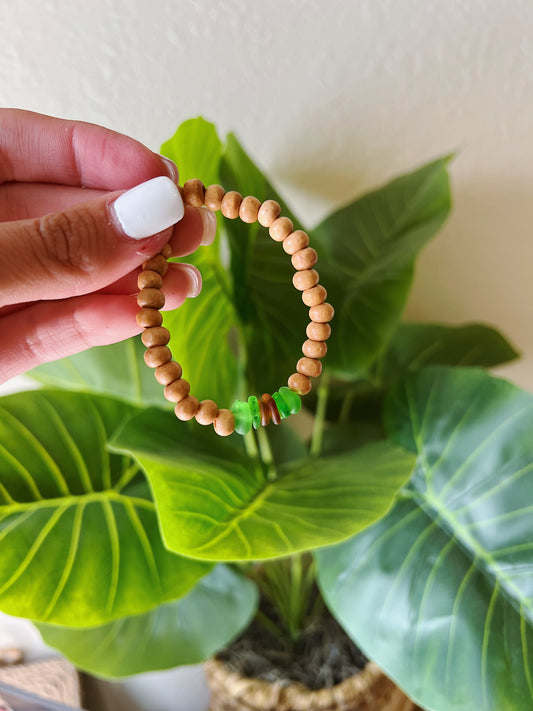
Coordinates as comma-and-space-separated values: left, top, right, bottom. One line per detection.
0, 109, 208, 384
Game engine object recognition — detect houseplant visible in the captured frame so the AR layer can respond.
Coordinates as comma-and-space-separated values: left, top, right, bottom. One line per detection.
0, 117, 530, 711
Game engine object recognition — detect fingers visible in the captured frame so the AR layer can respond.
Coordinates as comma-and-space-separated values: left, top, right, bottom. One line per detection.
0, 183, 106, 221
0, 180, 214, 308
0, 271, 194, 384
0, 109, 176, 189
100, 261, 202, 300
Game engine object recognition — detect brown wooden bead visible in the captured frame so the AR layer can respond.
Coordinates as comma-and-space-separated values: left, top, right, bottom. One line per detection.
309, 303, 335, 323
164, 378, 190, 403
220, 191, 243, 219
306, 321, 332, 341
259, 400, 271, 427
136, 308, 163, 328
302, 285, 327, 307
137, 288, 165, 310
283, 230, 309, 255
195, 400, 219, 426
144, 345, 172, 368
291, 247, 318, 271
178, 185, 184, 201
297, 356, 323, 378
213, 409, 235, 436
262, 393, 281, 425
205, 184, 225, 211
183, 179, 205, 207
292, 269, 319, 291
257, 200, 281, 227
142, 254, 169, 276
239, 196, 261, 223
155, 361, 183, 385
302, 339, 328, 359
141, 326, 170, 348
175, 395, 200, 421
138, 270, 163, 290
269, 216, 293, 242
288, 372, 312, 395
160, 243, 173, 259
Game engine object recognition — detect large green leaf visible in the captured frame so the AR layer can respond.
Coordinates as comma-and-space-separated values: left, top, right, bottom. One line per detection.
0, 390, 209, 626
110, 408, 415, 561
316, 368, 533, 711
313, 158, 451, 379
219, 134, 308, 394
37, 565, 258, 678
161, 118, 239, 405
28, 337, 167, 408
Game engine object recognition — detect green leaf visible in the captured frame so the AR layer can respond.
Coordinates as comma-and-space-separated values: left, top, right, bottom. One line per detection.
28, 337, 168, 408
37, 565, 258, 678
0, 390, 209, 626
313, 157, 452, 379
316, 368, 533, 711
161, 118, 240, 405
110, 408, 416, 561
219, 134, 308, 394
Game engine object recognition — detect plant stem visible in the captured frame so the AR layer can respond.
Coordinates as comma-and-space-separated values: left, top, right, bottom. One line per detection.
338, 385, 356, 424
310, 371, 330, 457
256, 427, 277, 481
243, 428, 259, 459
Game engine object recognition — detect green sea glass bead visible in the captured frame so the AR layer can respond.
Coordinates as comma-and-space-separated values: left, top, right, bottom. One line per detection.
272, 391, 291, 419
231, 400, 252, 435
279, 386, 302, 414
248, 395, 261, 429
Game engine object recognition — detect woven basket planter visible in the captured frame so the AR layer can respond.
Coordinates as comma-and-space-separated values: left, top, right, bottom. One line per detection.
205, 658, 418, 711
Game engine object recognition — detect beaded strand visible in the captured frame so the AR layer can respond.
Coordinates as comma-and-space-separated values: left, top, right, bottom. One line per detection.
136, 180, 334, 436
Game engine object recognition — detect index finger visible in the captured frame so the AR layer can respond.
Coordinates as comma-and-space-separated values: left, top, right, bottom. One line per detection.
0, 109, 176, 190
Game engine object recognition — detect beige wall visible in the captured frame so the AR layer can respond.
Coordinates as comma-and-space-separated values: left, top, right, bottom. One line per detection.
2, 0, 532, 390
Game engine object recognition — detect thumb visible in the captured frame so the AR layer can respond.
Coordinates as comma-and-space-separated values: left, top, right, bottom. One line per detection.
0, 176, 184, 308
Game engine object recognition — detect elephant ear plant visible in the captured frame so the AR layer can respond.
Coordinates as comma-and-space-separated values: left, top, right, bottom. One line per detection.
0, 118, 530, 711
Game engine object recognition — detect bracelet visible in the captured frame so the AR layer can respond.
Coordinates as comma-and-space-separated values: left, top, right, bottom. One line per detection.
136, 179, 334, 437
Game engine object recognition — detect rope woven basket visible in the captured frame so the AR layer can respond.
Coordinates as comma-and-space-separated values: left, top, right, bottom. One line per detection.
0, 657, 81, 708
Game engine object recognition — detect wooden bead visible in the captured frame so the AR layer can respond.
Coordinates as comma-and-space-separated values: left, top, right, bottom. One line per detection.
136, 308, 163, 328
302, 339, 328, 359
195, 400, 219, 426
283, 230, 309, 255
302, 285, 327, 307
213, 409, 236, 436
164, 378, 190, 403
221, 191, 243, 219
288, 372, 312, 395
257, 200, 281, 227
175, 395, 200, 421
239, 196, 261, 223
138, 270, 163, 290
269, 216, 293, 242
144, 346, 172, 368
155, 361, 183, 385
292, 269, 319, 291
259, 400, 270, 427
137, 288, 165, 310
262, 393, 281, 425
160, 244, 173, 259
297, 357, 322, 378
205, 184, 225, 211
183, 179, 205, 207
309, 303, 335, 323
142, 326, 170, 348
306, 322, 332, 341
142, 254, 169, 276
291, 248, 318, 271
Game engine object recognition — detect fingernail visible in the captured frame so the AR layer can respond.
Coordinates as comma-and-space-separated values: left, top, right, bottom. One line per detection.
159, 155, 179, 182
174, 263, 202, 298
199, 207, 217, 246
110, 176, 184, 240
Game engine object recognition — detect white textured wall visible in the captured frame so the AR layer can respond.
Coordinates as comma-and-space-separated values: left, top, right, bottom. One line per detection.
2, 0, 533, 389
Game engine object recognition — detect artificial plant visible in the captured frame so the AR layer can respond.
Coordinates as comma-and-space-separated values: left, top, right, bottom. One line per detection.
0, 118, 530, 711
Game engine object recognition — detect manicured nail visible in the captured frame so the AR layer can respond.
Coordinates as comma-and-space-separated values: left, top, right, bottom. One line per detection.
174, 263, 202, 298
111, 176, 184, 240
159, 155, 179, 182
199, 207, 217, 246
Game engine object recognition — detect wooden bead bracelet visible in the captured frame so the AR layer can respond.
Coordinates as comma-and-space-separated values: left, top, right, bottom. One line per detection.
136, 179, 334, 437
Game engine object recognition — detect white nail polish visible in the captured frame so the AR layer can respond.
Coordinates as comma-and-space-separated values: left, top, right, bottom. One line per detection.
111, 176, 184, 240
174, 263, 202, 298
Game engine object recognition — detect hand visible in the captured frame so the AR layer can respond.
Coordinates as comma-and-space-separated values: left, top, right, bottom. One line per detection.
0, 110, 215, 384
